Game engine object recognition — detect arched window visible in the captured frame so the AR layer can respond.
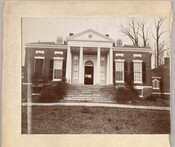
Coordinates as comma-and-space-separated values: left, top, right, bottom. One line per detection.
116, 39, 123, 46
152, 79, 160, 89
56, 36, 64, 44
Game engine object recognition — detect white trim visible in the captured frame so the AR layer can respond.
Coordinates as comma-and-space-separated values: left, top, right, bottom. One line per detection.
133, 54, 142, 57
115, 81, 124, 83
134, 86, 143, 89
34, 56, 45, 59
36, 50, 44, 54
53, 57, 64, 60
152, 92, 170, 95
134, 81, 143, 84
23, 83, 32, 85
55, 51, 63, 55
66, 28, 115, 42
134, 86, 152, 89
152, 77, 161, 79
52, 79, 62, 81
26, 43, 67, 49
133, 60, 143, 62
32, 93, 40, 96
153, 87, 160, 90
115, 59, 125, 62
143, 86, 152, 88
115, 53, 124, 57
152, 79, 160, 82
113, 47, 152, 53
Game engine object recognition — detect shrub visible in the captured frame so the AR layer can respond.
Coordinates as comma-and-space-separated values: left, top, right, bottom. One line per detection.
37, 81, 68, 103
146, 95, 156, 101
125, 78, 139, 102
115, 87, 131, 103
115, 78, 139, 103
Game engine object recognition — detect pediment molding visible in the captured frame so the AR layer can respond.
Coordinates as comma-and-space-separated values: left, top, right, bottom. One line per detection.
66, 28, 115, 43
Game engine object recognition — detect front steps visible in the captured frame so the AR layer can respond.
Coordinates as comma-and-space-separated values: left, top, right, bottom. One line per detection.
63, 85, 116, 103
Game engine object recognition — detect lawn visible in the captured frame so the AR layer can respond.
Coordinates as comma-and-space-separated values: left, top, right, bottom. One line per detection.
22, 106, 170, 134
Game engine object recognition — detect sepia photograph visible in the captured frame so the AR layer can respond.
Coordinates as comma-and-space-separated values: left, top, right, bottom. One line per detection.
21, 17, 170, 134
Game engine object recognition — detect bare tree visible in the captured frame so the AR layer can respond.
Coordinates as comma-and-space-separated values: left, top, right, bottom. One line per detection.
152, 17, 166, 67
120, 18, 139, 47
138, 21, 150, 47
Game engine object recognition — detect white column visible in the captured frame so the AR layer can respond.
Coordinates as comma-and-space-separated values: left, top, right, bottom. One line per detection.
106, 51, 110, 85
109, 48, 113, 84
79, 47, 83, 84
66, 46, 72, 83
96, 47, 101, 85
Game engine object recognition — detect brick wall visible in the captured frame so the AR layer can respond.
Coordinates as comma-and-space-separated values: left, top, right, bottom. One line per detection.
23, 48, 67, 83
113, 51, 152, 86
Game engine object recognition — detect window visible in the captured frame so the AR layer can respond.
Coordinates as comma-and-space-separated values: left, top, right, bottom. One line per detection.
133, 61, 142, 83
152, 79, 160, 89
53, 60, 63, 81
101, 61, 105, 80
115, 60, 124, 82
73, 64, 78, 79
74, 56, 78, 60
34, 59, 43, 77
116, 39, 123, 46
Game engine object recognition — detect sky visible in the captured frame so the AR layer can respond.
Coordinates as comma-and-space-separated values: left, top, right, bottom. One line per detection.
22, 17, 170, 67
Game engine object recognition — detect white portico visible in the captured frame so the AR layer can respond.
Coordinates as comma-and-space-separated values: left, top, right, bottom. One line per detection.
65, 28, 114, 85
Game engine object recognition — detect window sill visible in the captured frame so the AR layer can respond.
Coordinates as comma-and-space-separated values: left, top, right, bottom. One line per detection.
139, 95, 144, 98
116, 81, 124, 83
134, 81, 143, 84
52, 79, 61, 81
153, 87, 160, 90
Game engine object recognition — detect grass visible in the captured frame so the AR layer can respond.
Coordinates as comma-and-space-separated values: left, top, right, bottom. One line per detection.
22, 106, 170, 134
123, 98, 170, 107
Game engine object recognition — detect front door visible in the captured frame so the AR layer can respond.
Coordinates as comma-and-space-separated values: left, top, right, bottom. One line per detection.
84, 66, 93, 85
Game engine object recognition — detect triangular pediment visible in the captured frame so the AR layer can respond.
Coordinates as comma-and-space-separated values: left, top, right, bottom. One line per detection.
66, 28, 114, 42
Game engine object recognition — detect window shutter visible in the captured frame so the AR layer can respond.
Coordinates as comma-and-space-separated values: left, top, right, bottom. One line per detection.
113, 61, 115, 84
35, 59, 43, 78
130, 62, 134, 82
142, 62, 146, 83
49, 60, 53, 80
124, 62, 128, 82
62, 59, 66, 80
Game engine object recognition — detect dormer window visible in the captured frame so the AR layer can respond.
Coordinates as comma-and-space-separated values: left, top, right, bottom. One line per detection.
116, 39, 123, 46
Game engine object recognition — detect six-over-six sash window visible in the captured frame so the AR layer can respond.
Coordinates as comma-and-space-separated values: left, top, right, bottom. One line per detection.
115, 59, 146, 84
115, 60, 124, 82
53, 59, 63, 81
133, 60, 142, 83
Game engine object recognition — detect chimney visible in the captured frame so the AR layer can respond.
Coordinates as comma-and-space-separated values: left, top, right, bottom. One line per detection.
69, 33, 74, 36
164, 57, 170, 65
105, 34, 109, 37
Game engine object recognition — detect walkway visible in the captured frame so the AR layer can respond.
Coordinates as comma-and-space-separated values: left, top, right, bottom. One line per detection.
22, 102, 170, 111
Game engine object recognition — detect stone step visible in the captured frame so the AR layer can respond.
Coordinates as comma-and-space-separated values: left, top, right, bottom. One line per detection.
64, 85, 116, 103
